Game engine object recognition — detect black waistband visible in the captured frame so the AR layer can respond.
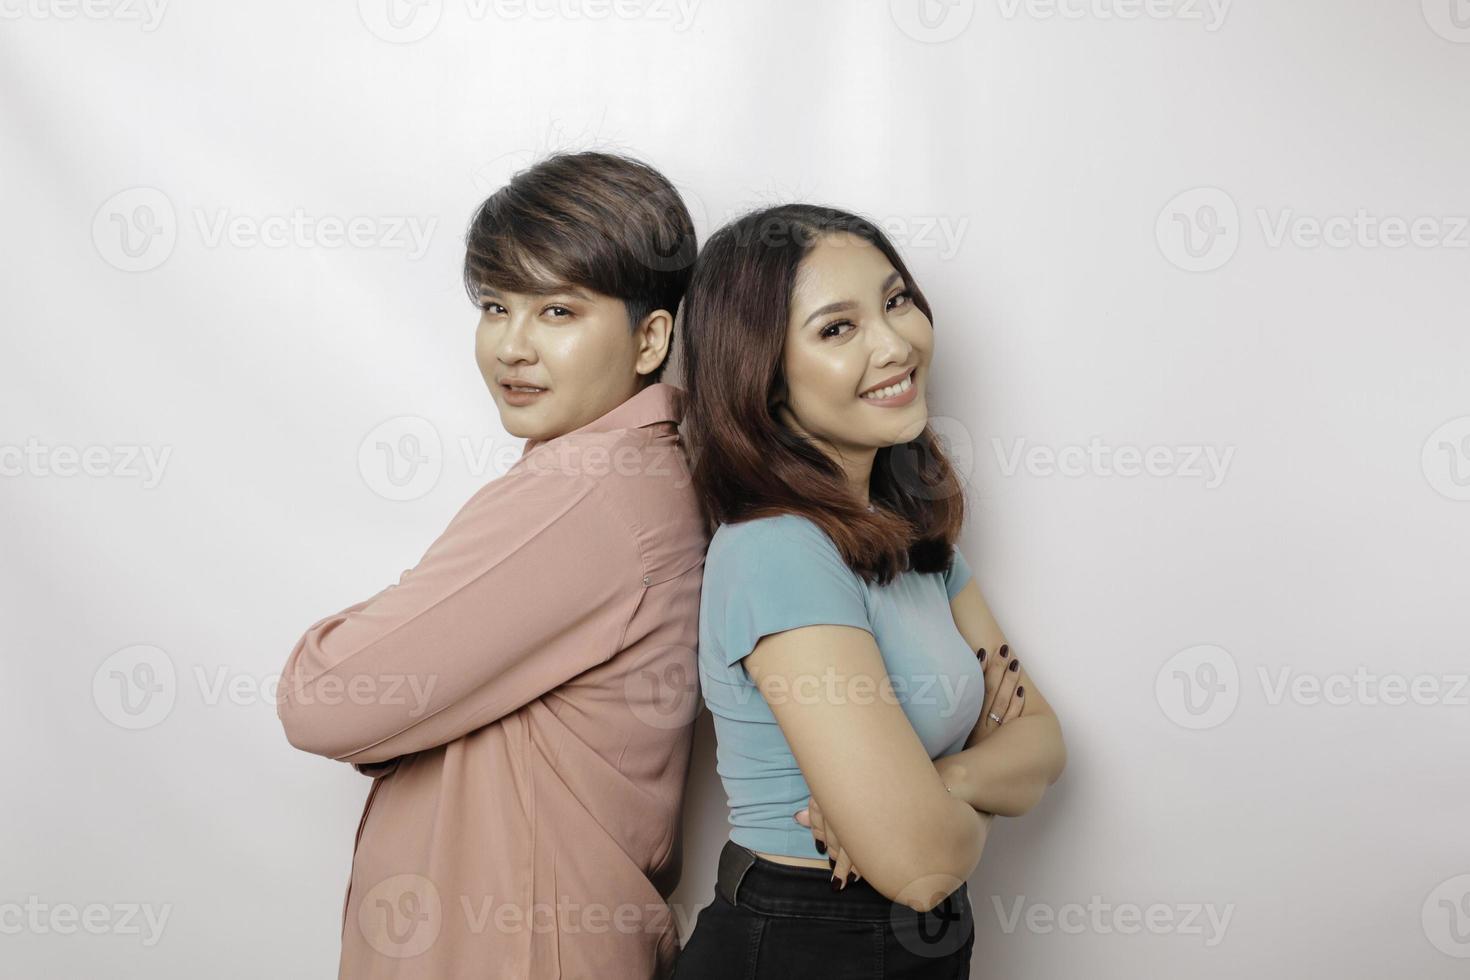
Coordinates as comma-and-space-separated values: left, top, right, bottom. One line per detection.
714, 839, 970, 924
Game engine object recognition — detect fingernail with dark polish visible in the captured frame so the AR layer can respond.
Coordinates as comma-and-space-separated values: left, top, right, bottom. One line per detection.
846, 872, 857, 886
1017, 686, 1024, 697
1009, 658, 1019, 672
999, 644, 1009, 658
830, 875, 842, 891
815, 839, 826, 854
977, 648, 986, 662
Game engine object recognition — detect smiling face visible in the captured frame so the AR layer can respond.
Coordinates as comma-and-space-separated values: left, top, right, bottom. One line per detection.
777, 232, 933, 489
474, 283, 671, 440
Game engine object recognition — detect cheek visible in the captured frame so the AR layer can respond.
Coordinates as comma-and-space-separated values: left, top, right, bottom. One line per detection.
788, 350, 864, 419
908, 316, 935, 356
474, 325, 497, 372
535, 328, 595, 380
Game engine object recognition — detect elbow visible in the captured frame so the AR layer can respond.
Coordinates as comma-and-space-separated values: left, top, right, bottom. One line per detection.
865, 808, 990, 913
880, 852, 980, 914
1046, 716, 1068, 785
276, 683, 365, 761
277, 694, 342, 759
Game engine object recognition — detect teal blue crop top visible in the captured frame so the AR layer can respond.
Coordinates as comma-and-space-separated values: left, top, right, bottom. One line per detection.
697, 513, 983, 860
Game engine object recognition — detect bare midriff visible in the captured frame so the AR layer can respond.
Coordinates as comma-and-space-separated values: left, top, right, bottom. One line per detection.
751, 849, 832, 870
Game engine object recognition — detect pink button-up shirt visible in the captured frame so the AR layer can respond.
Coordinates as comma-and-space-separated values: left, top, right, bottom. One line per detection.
277, 382, 708, 979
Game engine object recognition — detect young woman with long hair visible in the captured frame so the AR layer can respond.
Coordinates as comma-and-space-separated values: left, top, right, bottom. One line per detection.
672, 204, 1067, 977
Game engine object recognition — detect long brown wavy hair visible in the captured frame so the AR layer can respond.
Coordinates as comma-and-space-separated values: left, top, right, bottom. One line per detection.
677, 204, 967, 587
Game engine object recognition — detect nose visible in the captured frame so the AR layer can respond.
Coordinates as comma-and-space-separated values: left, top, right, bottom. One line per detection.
869, 315, 914, 370
494, 310, 536, 365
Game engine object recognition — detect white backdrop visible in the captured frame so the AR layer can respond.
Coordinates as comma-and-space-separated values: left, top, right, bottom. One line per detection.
3, 1, 1468, 977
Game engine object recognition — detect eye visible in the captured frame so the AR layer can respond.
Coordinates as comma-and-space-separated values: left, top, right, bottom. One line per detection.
543, 305, 574, 319
478, 301, 505, 314
886, 289, 912, 311
819, 319, 855, 340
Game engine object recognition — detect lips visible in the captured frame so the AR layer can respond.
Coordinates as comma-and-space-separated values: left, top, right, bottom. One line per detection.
858, 368, 915, 398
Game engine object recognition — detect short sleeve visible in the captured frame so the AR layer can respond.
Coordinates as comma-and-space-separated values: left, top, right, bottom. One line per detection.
943, 545, 973, 601
710, 516, 872, 669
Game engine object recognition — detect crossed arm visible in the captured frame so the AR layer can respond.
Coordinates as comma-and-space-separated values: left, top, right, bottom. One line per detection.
932, 576, 1067, 818
764, 563, 1067, 902
276, 469, 642, 769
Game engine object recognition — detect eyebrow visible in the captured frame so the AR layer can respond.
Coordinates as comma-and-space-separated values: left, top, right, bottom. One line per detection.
478, 284, 593, 302
800, 271, 904, 328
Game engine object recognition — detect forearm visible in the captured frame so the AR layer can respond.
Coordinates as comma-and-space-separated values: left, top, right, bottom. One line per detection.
942, 796, 994, 882
903, 798, 993, 913
277, 474, 636, 763
936, 714, 1066, 817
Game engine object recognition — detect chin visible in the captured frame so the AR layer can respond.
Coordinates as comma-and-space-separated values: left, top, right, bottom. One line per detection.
891, 412, 930, 445
494, 407, 535, 439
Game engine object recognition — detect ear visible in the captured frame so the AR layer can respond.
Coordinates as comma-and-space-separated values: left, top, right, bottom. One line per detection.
634, 308, 674, 378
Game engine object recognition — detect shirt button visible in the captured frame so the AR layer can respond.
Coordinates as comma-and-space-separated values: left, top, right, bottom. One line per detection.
642, 575, 652, 587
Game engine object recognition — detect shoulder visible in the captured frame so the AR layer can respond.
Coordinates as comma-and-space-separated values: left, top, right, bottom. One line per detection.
542, 427, 704, 587
703, 514, 871, 668
706, 513, 864, 599
709, 513, 841, 566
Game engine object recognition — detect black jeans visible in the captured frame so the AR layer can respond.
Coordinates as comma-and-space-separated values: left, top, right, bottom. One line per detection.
672, 840, 975, 979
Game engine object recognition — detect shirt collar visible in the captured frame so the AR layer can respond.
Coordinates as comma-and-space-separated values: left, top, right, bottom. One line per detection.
521, 382, 685, 457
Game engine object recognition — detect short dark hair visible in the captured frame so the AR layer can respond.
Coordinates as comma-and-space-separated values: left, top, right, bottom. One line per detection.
462, 151, 697, 386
